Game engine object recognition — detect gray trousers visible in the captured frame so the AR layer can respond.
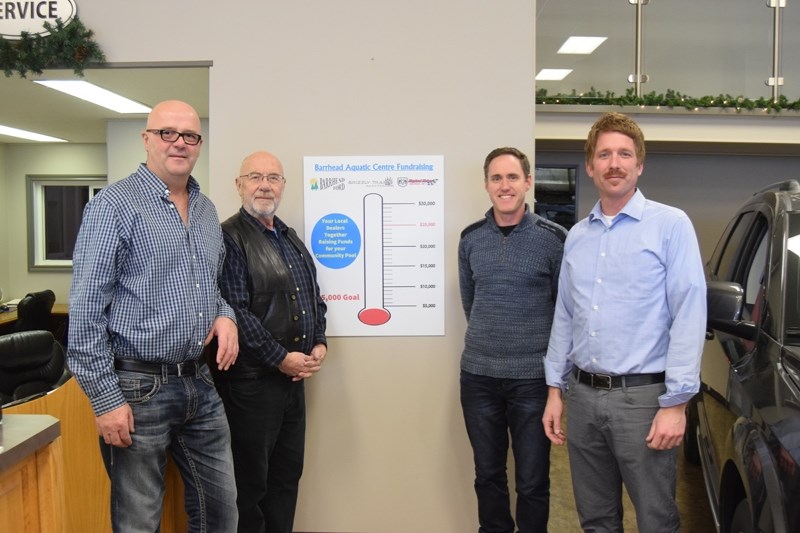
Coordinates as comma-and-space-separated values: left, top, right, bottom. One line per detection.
565, 374, 679, 533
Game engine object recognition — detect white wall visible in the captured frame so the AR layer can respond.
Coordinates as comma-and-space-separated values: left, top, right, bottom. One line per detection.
536, 106, 800, 143
73, 2, 536, 532
106, 118, 209, 190
2, 143, 106, 302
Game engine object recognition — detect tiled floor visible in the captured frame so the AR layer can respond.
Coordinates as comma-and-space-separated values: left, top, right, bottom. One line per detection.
549, 434, 717, 532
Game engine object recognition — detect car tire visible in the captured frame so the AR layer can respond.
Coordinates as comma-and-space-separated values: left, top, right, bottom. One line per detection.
683, 398, 701, 465
730, 499, 754, 533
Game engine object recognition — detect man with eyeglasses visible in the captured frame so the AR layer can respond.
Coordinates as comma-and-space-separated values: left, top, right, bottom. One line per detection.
214, 151, 328, 533
459, 147, 566, 533
68, 100, 239, 532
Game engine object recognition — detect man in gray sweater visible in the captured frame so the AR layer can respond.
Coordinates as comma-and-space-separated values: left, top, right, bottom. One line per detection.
459, 147, 567, 533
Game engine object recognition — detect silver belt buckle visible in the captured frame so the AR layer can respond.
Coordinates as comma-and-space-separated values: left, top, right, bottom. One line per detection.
176, 361, 193, 377
592, 373, 612, 390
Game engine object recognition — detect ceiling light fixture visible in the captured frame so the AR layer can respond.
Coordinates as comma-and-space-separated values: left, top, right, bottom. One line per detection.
33, 80, 152, 114
535, 69, 573, 81
0, 125, 67, 142
558, 36, 607, 55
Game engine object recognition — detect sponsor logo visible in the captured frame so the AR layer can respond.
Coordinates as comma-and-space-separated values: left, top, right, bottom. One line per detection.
406, 178, 439, 186
311, 177, 346, 191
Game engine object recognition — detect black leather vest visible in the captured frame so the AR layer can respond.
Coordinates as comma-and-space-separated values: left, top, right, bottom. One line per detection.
218, 212, 318, 379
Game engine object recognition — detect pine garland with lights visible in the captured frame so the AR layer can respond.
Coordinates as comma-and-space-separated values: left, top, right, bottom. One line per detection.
536, 87, 800, 113
0, 17, 105, 78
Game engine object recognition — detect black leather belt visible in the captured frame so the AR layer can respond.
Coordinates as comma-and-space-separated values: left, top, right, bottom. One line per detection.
114, 358, 205, 377
572, 367, 665, 390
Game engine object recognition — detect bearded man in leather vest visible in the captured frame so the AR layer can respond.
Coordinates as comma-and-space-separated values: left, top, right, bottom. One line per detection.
215, 151, 328, 533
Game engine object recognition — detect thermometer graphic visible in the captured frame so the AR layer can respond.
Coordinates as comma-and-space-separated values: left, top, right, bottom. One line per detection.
358, 193, 392, 325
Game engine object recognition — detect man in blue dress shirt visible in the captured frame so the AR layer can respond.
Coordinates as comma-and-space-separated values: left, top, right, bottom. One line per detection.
543, 112, 706, 532
68, 100, 239, 532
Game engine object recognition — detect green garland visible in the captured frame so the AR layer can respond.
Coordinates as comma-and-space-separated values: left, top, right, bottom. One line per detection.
536, 87, 800, 113
0, 17, 105, 78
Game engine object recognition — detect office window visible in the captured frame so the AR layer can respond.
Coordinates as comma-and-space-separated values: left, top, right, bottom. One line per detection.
27, 175, 106, 271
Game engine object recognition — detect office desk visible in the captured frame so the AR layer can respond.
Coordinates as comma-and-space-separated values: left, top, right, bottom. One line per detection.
0, 303, 69, 344
0, 303, 69, 327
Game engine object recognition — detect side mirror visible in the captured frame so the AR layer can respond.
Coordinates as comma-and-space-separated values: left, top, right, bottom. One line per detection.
706, 281, 757, 341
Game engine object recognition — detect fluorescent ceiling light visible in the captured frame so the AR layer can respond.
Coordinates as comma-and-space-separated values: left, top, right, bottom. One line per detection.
33, 80, 152, 114
0, 124, 67, 142
558, 36, 607, 55
535, 69, 572, 81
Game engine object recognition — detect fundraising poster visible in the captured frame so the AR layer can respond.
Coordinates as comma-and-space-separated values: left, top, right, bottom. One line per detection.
303, 155, 445, 336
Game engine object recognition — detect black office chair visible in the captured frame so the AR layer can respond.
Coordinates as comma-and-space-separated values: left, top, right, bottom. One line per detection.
0, 330, 71, 405
12, 289, 56, 333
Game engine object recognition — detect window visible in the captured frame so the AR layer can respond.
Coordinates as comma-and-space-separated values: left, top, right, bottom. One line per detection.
27, 175, 106, 271
534, 165, 577, 230
712, 211, 756, 282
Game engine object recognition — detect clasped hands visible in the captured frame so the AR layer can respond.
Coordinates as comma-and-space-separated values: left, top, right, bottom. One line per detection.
279, 343, 327, 381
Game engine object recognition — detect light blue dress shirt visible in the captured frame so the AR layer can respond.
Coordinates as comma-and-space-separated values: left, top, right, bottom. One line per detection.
544, 189, 706, 407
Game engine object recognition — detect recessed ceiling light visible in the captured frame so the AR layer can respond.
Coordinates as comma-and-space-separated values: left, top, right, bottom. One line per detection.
558, 36, 607, 55
33, 80, 152, 114
535, 69, 573, 81
0, 124, 67, 142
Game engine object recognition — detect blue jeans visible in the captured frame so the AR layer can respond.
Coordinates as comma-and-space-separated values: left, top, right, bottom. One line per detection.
215, 373, 305, 533
460, 370, 551, 533
100, 364, 238, 533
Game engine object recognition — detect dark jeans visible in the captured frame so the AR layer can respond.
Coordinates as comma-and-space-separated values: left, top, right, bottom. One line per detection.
101, 364, 238, 533
216, 373, 305, 533
460, 370, 551, 533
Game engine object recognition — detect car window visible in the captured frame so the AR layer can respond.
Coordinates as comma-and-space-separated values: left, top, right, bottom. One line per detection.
714, 211, 757, 281
742, 225, 768, 322
784, 213, 800, 336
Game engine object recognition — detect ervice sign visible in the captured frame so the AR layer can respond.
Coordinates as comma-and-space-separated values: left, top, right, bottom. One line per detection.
0, 0, 77, 39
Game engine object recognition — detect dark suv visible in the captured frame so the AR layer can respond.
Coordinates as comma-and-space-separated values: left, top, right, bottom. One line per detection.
685, 180, 800, 533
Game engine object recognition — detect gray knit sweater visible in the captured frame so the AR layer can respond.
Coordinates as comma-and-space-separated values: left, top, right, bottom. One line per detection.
458, 205, 566, 379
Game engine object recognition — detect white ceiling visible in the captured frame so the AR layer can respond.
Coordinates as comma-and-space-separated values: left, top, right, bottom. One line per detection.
0, 65, 209, 144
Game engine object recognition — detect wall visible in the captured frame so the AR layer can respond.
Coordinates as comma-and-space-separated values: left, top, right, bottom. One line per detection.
72, 1, 535, 532
2, 143, 106, 302
536, 148, 800, 259
106, 118, 209, 190
0, 145, 7, 299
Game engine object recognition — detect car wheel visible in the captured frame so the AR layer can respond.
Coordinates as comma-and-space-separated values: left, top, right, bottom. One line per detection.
729, 499, 754, 533
683, 398, 700, 465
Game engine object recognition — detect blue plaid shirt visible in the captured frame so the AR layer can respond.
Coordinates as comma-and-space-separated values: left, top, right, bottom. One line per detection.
220, 209, 327, 368
67, 164, 235, 416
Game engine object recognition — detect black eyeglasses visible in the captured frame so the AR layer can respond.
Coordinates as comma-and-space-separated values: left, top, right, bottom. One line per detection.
146, 129, 202, 145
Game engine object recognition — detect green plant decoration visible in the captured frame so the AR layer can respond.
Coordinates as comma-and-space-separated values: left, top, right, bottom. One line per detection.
536, 87, 800, 114
0, 17, 105, 78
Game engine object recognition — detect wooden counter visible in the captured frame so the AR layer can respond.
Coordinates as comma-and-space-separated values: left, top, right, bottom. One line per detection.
0, 414, 65, 533
5, 378, 187, 533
